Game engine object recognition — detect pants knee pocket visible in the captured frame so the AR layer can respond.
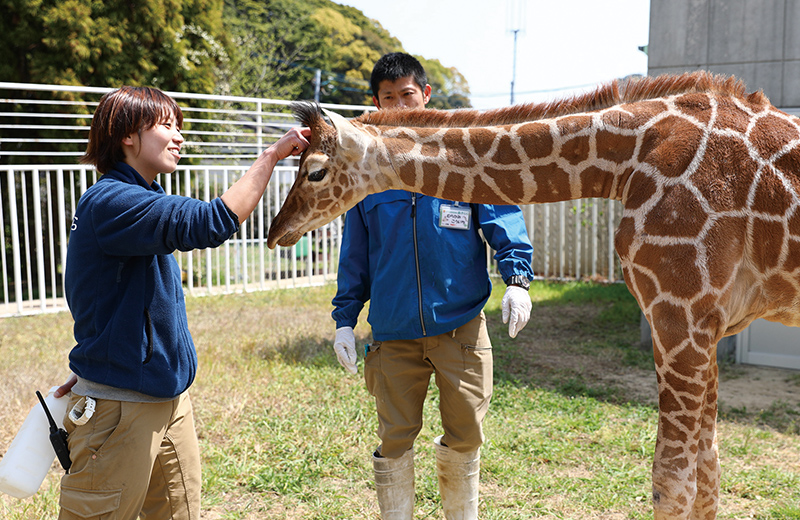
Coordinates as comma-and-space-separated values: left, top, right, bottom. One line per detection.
60, 486, 122, 519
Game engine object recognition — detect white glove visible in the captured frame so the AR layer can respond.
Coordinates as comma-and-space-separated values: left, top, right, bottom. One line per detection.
502, 285, 532, 338
333, 326, 358, 374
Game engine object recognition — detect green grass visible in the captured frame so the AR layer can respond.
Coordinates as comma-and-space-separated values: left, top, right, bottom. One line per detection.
0, 280, 799, 519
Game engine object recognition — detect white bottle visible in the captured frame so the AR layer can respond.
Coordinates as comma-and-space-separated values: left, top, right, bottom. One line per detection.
0, 386, 70, 499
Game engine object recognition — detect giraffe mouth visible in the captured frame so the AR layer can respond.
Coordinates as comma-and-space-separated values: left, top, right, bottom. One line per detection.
267, 228, 303, 249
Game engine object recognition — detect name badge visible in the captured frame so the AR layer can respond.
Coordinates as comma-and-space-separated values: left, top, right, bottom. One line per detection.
439, 204, 471, 230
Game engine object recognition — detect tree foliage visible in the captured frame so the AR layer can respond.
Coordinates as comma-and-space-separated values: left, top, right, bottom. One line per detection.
0, 0, 472, 108
0, 0, 228, 94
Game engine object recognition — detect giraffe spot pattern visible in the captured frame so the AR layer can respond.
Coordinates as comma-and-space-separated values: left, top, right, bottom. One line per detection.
517, 122, 553, 160
644, 185, 708, 237
492, 134, 522, 165
750, 114, 800, 159
752, 167, 794, 215
638, 116, 704, 178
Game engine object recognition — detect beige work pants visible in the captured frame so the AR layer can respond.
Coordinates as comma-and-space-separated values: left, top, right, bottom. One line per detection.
58, 392, 201, 520
366, 312, 493, 459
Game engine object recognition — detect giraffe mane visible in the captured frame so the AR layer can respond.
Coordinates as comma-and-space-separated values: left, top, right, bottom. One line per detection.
352, 71, 769, 129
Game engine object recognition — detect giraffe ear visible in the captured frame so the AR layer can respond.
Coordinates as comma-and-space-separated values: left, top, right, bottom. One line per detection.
322, 108, 371, 160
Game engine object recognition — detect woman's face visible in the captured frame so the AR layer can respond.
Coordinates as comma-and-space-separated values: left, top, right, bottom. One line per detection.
122, 113, 184, 184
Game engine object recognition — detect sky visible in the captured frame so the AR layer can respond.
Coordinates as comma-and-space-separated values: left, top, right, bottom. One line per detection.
337, 0, 651, 110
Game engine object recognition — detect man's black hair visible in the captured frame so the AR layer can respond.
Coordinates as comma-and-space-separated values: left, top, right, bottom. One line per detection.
370, 52, 428, 98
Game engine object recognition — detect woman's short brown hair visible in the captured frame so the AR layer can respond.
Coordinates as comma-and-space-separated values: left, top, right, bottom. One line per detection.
81, 86, 184, 174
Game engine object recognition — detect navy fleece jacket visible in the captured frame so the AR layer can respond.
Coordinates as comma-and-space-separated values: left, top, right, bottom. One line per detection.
65, 162, 239, 398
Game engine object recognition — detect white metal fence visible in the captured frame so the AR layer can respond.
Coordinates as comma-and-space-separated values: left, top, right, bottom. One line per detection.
0, 82, 622, 317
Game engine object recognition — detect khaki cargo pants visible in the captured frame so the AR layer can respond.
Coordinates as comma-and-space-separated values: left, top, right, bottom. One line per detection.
366, 312, 493, 459
58, 392, 201, 520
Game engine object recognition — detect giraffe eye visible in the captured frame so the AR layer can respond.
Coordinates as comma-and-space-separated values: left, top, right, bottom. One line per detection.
307, 168, 327, 182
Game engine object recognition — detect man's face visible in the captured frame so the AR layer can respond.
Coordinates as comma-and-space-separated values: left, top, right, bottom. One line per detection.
373, 76, 432, 110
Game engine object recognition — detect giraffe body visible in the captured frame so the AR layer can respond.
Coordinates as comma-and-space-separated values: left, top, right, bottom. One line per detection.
267, 72, 800, 520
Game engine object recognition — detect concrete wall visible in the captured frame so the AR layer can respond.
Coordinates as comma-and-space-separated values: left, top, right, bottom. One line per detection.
648, 0, 800, 109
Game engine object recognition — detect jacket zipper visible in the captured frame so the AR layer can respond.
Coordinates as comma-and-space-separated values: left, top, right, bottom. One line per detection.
411, 193, 426, 336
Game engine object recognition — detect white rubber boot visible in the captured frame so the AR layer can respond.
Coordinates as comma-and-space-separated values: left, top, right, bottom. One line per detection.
434, 435, 480, 520
373, 448, 415, 520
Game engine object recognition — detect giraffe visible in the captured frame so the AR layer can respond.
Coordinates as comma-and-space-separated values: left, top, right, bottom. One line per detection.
266, 71, 800, 520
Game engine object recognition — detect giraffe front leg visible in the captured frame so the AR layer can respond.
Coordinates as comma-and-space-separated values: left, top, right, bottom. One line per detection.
651, 372, 720, 520
648, 318, 720, 519
651, 391, 700, 520
690, 360, 721, 520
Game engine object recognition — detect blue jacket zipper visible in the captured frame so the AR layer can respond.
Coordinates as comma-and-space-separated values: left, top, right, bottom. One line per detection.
411, 193, 426, 336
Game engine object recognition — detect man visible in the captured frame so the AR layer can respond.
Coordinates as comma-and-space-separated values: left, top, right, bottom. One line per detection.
332, 53, 535, 520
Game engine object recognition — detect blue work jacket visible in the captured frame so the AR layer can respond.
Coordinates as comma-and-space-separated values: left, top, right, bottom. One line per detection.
332, 190, 534, 341
65, 162, 239, 398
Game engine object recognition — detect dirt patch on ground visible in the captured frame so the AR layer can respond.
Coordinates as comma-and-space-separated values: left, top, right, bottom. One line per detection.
494, 303, 800, 419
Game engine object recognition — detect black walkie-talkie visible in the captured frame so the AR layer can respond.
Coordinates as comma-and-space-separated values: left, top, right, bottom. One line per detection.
35, 391, 71, 472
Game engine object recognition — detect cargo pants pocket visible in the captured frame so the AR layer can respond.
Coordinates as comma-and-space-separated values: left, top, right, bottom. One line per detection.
59, 486, 122, 519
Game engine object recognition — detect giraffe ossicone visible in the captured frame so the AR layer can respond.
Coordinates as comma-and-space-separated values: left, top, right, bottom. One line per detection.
268, 71, 800, 520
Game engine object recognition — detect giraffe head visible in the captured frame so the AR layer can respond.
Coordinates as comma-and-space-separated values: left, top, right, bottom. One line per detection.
267, 102, 397, 248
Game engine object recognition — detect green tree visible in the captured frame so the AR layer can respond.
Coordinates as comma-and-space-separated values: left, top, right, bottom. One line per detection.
421, 58, 472, 109
0, 0, 228, 93
222, 0, 328, 100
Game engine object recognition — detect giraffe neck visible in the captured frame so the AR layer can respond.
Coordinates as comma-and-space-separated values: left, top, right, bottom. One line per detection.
372, 110, 637, 206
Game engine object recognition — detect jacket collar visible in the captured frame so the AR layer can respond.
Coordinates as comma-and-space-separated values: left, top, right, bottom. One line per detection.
106, 162, 165, 194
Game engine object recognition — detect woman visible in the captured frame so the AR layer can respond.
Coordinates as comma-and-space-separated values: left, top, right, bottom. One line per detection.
54, 86, 309, 520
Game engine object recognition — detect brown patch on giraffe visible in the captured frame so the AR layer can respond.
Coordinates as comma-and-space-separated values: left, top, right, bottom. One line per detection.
469, 128, 497, 157
631, 267, 659, 308
703, 216, 747, 288
440, 172, 468, 202
332, 185, 343, 198
420, 140, 440, 158
420, 162, 442, 195
622, 170, 657, 209
674, 93, 712, 125
789, 207, 800, 237
517, 122, 553, 160
561, 135, 591, 165
659, 443, 691, 468
579, 165, 614, 198
395, 159, 418, 187
783, 239, 800, 272
763, 274, 798, 309
752, 218, 785, 271
595, 129, 636, 163
316, 197, 335, 211
472, 174, 502, 204
635, 243, 701, 300
484, 166, 524, 201
557, 115, 593, 136
749, 114, 800, 160
651, 301, 690, 356
385, 134, 416, 156
773, 147, 800, 194
613, 217, 635, 259
752, 166, 794, 215
644, 184, 708, 237
671, 344, 711, 381
691, 295, 724, 332
691, 135, 757, 211
620, 99, 669, 128
442, 130, 476, 168
638, 116, 703, 177
493, 134, 522, 165
528, 163, 571, 202
714, 98, 750, 133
